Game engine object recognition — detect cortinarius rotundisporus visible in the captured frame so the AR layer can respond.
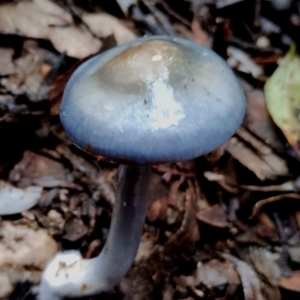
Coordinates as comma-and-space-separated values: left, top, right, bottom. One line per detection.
38, 36, 245, 299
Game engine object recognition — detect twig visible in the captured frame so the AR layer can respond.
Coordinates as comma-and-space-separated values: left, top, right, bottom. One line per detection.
159, 0, 191, 27
142, 0, 175, 35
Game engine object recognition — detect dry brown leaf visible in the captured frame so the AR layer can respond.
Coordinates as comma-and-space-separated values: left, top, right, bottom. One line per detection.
196, 204, 231, 228
261, 282, 281, 300
0, 48, 15, 76
63, 217, 89, 241
9, 150, 71, 189
56, 144, 118, 206
226, 128, 288, 181
168, 177, 186, 208
47, 209, 65, 229
203, 171, 239, 194
82, 13, 136, 45
245, 88, 284, 150
227, 46, 263, 78
0, 41, 46, 94
135, 236, 155, 263
175, 259, 240, 297
249, 247, 281, 286
146, 171, 169, 222
251, 193, 300, 218
165, 181, 200, 250
240, 181, 296, 192
0, 0, 136, 59
0, 181, 43, 215
257, 212, 276, 230
203, 171, 225, 182
15, 50, 42, 93
0, 221, 57, 298
220, 252, 265, 300
0, 0, 101, 59
237, 127, 288, 176
147, 196, 168, 222
85, 239, 102, 259
226, 138, 275, 181
278, 271, 300, 292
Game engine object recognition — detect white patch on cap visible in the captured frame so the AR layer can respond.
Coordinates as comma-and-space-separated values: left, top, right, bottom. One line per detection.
151, 54, 162, 62
148, 68, 185, 129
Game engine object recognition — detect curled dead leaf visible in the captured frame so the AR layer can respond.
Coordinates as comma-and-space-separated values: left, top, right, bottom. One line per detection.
196, 204, 231, 228
0, 0, 101, 59
251, 193, 300, 218
220, 252, 265, 300
0, 181, 42, 215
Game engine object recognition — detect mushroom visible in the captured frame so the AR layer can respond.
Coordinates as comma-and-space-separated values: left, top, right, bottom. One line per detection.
38, 36, 245, 299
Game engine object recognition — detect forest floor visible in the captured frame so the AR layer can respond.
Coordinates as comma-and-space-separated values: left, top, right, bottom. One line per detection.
1, 0, 300, 299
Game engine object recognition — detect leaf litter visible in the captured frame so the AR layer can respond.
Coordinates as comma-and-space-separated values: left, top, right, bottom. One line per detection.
0, 221, 57, 298
0, 0, 300, 299
264, 45, 300, 157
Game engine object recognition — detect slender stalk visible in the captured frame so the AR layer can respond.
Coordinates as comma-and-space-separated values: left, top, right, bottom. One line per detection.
92, 165, 151, 290
38, 165, 151, 299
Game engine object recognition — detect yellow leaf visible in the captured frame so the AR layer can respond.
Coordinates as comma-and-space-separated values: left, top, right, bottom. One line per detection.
264, 45, 300, 156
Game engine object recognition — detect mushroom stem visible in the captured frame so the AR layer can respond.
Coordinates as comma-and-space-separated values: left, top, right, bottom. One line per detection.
38, 165, 151, 299
98, 165, 151, 288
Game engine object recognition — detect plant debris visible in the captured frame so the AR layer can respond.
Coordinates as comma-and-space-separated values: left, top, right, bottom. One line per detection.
0, 0, 300, 299
0, 181, 42, 215
0, 221, 57, 298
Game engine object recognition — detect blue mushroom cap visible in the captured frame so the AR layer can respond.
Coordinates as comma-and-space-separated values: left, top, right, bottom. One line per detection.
60, 36, 245, 165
